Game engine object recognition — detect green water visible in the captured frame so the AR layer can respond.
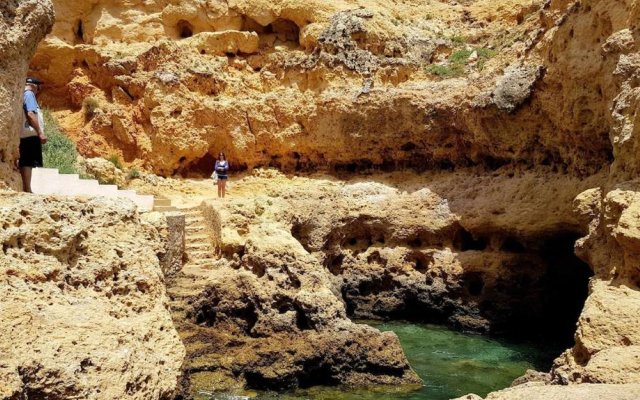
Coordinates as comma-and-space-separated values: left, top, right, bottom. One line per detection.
198, 321, 557, 400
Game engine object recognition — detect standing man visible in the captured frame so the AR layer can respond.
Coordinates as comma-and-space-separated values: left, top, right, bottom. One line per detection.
19, 77, 47, 192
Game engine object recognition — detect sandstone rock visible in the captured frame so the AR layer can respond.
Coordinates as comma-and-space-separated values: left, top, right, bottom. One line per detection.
455, 383, 640, 400
31, 0, 618, 177
0, 0, 54, 188
169, 215, 421, 393
491, 63, 543, 112
181, 31, 260, 56
0, 192, 185, 399
142, 211, 186, 277
79, 156, 127, 186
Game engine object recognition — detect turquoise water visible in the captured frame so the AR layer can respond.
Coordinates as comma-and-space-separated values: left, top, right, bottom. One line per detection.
198, 321, 557, 400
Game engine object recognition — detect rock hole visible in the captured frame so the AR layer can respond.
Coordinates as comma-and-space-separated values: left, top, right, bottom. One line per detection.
75, 19, 85, 43
500, 236, 526, 253
400, 142, 417, 151
177, 20, 194, 39
465, 272, 485, 296
453, 228, 487, 251
294, 304, 313, 331
325, 253, 345, 275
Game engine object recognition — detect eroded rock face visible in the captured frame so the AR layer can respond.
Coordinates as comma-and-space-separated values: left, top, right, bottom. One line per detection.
211, 169, 600, 343
0, 193, 185, 399
18, 0, 640, 398
31, 0, 619, 177
0, 0, 54, 188
169, 204, 420, 393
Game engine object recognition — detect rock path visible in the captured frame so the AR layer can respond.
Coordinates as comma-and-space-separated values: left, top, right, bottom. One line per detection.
166, 207, 221, 371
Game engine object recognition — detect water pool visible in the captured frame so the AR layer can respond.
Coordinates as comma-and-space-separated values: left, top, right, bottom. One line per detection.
196, 321, 558, 400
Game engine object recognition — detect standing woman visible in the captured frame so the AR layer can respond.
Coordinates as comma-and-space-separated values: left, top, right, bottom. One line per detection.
215, 152, 229, 198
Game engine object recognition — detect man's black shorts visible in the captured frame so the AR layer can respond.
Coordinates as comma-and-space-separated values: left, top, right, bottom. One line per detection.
19, 136, 43, 168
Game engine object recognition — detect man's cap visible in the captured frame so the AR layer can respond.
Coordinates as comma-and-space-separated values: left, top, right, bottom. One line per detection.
26, 77, 43, 85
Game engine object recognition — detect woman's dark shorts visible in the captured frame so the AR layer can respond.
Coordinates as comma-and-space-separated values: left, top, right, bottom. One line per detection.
19, 136, 43, 168
217, 175, 228, 180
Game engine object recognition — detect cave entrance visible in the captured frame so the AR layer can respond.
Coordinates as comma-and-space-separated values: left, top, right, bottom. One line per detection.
178, 152, 215, 178
74, 19, 85, 44
330, 225, 592, 348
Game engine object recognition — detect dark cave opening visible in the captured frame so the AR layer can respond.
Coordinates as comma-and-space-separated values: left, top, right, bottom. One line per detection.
336, 229, 593, 348
74, 19, 85, 44
177, 19, 194, 39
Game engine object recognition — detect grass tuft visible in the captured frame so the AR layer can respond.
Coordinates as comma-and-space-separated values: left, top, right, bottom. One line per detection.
426, 47, 496, 78
42, 109, 79, 174
83, 97, 100, 120
128, 168, 140, 179
107, 154, 123, 170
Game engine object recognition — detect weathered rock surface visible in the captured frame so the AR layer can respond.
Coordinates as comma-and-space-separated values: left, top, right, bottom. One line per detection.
33, 0, 619, 177
0, 193, 185, 399
0, 0, 54, 188
13, 0, 640, 398
168, 203, 420, 394
454, 383, 640, 400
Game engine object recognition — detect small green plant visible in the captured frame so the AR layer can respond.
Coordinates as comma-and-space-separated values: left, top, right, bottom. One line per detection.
98, 177, 116, 185
450, 49, 474, 64
128, 168, 141, 179
426, 64, 463, 78
107, 154, 123, 170
82, 97, 100, 120
42, 109, 79, 174
475, 47, 497, 70
426, 47, 496, 78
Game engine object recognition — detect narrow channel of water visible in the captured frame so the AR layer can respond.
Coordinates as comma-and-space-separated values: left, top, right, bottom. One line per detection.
197, 321, 559, 400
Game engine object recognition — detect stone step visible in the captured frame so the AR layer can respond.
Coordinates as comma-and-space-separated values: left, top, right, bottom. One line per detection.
154, 198, 172, 207
185, 242, 214, 251
185, 225, 208, 234
31, 168, 60, 195
187, 250, 215, 260
57, 174, 83, 196
96, 184, 119, 196
30, 168, 154, 211
153, 206, 178, 212
186, 234, 211, 241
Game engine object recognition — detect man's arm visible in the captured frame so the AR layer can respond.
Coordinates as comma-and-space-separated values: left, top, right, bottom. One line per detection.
23, 91, 47, 144
26, 112, 46, 140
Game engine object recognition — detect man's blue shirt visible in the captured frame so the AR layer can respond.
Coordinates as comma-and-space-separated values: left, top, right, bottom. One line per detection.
23, 90, 39, 114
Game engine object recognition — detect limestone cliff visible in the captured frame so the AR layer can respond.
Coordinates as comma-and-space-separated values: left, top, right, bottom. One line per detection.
0, 0, 54, 189
34, 0, 613, 176
0, 194, 185, 399
20, 0, 640, 398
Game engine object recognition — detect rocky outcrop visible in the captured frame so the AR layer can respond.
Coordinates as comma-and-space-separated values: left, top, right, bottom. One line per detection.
33, 0, 620, 176
168, 204, 420, 394
19, 0, 640, 398
454, 383, 640, 400
0, 193, 185, 399
547, 185, 640, 385
0, 0, 54, 188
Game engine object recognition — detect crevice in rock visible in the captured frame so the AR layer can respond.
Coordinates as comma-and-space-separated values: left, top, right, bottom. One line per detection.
177, 19, 194, 39
242, 16, 301, 48
74, 19, 84, 44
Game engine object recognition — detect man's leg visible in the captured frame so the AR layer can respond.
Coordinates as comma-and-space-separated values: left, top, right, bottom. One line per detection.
20, 167, 32, 192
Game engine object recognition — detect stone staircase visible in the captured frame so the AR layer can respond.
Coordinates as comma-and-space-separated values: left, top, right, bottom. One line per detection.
166, 207, 220, 353
31, 167, 154, 211
153, 195, 178, 212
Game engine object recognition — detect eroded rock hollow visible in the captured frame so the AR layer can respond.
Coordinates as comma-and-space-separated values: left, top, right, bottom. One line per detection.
0, 0, 639, 398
